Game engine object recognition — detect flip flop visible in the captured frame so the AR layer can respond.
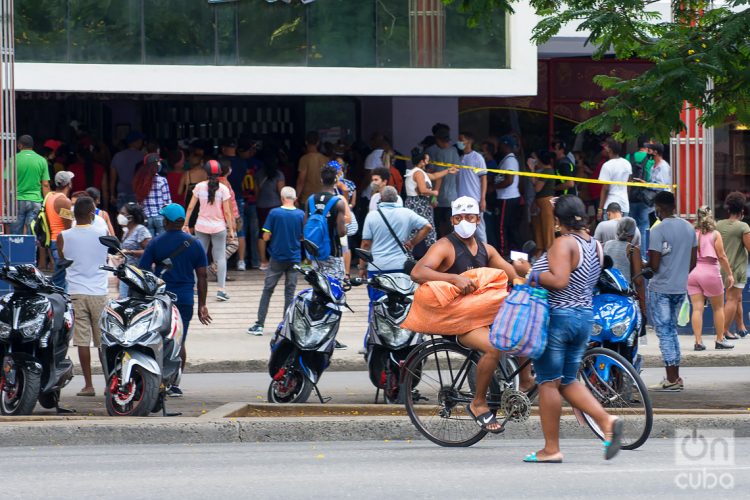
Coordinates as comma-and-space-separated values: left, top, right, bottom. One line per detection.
604, 418, 624, 460
523, 452, 563, 463
76, 388, 96, 397
465, 404, 504, 434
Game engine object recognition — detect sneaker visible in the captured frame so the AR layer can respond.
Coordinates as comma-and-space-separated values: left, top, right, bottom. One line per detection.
247, 323, 264, 336
237, 260, 247, 271
648, 378, 682, 392
260, 262, 270, 271
676, 377, 684, 390
694, 343, 706, 351
216, 290, 230, 301
737, 329, 749, 338
167, 386, 183, 398
715, 339, 735, 350
334, 340, 347, 350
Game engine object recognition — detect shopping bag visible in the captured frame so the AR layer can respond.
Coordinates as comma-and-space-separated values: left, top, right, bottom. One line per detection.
489, 271, 549, 359
677, 295, 690, 327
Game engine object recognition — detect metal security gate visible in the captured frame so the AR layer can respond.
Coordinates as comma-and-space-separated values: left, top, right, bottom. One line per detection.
671, 103, 714, 219
0, 0, 15, 224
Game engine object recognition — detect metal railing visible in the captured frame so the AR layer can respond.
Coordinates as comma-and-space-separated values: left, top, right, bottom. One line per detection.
1, 0, 15, 224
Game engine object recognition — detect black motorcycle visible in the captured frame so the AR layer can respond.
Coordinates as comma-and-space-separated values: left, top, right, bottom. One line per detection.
351, 249, 422, 404
0, 243, 75, 415
98, 236, 184, 417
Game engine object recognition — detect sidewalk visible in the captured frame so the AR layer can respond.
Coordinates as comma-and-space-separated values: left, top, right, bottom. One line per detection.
68, 269, 750, 372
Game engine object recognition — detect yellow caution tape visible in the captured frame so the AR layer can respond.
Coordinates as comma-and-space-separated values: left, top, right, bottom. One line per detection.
394, 155, 676, 191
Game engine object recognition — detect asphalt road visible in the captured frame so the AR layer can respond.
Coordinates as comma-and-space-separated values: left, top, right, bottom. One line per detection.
5, 439, 749, 499
45, 366, 750, 418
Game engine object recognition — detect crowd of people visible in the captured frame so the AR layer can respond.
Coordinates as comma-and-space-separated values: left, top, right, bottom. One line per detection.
9, 123, 750, 405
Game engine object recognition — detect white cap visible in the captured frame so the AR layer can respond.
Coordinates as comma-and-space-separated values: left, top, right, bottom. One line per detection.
451, 196, 480, 216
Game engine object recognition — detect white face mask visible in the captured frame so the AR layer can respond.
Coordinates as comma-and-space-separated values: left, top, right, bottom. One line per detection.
454, 220, 477, 239
117, 214, 129, 227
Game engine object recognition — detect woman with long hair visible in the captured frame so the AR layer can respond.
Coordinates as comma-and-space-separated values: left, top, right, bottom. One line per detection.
687, 206, 734, 350
117, 202, 151, 299
717, 192, 750, 339
514, 195, 623, 463
133, 153, 172, 237
184, 160, 235, 302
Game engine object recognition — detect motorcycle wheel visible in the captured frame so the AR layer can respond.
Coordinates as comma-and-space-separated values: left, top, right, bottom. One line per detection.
105, 365, 160, 417
267, 369, 313, 404
38, 390, 60, 409
1, 366, 41, 416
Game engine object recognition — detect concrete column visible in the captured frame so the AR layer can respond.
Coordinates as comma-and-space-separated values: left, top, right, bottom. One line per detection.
391, 97, 459, 154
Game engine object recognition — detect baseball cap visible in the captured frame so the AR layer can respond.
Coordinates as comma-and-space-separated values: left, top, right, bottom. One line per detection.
327, 160, 342, 171
159, 203, 186, 222
43, 139, 62, 152
645, 142, 664, 155
451, 196, 480, 216
499, 135, 517, 148
55, 171, 75, 187
144, 153, 161, 166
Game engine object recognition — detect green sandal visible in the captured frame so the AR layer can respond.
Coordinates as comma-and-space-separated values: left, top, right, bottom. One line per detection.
523, 452, 563, 463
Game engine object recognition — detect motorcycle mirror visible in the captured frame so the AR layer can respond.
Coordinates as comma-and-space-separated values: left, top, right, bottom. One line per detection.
354, 248, 373, 263
302, 239, 319, 258
602, 255, 614, 270
57, 258, 74, 271
99, 235, 123, 256
641, 267, 655, 280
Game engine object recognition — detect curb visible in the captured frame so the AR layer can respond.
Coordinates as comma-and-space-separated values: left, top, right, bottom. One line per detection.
1, 413, 748, 448
75, 353, 750, 375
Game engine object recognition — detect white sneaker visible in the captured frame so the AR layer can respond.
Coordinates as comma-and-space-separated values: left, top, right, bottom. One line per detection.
237, 260, 246, 271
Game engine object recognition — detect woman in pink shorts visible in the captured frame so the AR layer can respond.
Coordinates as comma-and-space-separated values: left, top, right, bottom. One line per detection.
687, 207, 734, 350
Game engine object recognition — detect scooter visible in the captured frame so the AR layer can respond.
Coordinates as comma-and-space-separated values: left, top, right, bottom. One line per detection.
0, 242, 75, 415
592, 257, 654, 372
97, 236, 184, 417
350, 248, 422, 404
268, 240, 350, 404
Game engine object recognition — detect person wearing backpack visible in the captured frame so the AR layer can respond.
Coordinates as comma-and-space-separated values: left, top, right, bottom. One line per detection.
626, 137, 656, 249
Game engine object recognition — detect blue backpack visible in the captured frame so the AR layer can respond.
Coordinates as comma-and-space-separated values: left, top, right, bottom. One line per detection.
304, 195, 339, 260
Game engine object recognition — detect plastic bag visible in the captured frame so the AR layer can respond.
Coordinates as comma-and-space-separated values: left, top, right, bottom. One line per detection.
677, 295, 690, 327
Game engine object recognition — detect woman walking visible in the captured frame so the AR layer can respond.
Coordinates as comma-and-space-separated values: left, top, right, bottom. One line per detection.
717, 192, 750, 339
514, 195, 623, 463
688, 206, 735, 350
117, 203, 151, 299
184, 160, 235, 302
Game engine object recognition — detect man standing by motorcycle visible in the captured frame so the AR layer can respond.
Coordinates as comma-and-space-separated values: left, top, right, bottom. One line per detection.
140, 203, 212, 397
57, 195, 109, 397
410, 196, 533, 433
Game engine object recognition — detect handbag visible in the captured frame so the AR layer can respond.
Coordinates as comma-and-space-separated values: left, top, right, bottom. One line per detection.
377, 208, 417, 274
489, 270, 550, 359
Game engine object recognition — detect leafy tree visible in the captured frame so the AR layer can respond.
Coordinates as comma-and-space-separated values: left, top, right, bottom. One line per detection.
444, 0, 750, 140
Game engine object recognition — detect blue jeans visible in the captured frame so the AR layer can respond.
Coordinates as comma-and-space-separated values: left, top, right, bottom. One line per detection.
146, 216, 164, 237
244, 203, 260, 268
49, 240, 67, 290
629, 201, 653, 250
10, 200, 41, 235
533, 308, 593, 385
648, 290, 684, 366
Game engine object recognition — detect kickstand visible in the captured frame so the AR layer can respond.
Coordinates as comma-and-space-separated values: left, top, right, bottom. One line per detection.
161, 393, 182, 417
374, 388, 380, 404
313, 383, 331, 404
56, 405, 76, 414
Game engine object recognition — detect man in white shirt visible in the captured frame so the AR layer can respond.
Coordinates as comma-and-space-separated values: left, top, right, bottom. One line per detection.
494, 135, 522, 256
598, 138, 632, 221
646, 142, 672, 190
57, 196, 109, 397
362, 133, 387, 201
368, 167, 403, 211
457, 132, 488, 242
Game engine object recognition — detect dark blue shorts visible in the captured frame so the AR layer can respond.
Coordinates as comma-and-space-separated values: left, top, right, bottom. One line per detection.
176, 303, 194, 343
533, 308, 593, 386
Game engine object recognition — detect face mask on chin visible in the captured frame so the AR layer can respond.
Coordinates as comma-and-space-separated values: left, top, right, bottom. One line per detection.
454, 220, 477, 239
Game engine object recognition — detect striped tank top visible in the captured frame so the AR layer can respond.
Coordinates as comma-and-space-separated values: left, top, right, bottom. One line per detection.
532, 233, 601, 309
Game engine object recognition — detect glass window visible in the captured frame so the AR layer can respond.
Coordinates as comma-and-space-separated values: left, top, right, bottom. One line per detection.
237, 1, 306, 66
68, 0, 141, 63
306, 0, 376, 67
216, 3, 238, 65
144, 0, 214, 65
15, 0, 68, 62
444, 4, 507, 69
376, 0, 410, 68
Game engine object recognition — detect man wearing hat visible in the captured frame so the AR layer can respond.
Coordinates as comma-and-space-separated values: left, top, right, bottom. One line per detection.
110, 131, 145, 209
411, 196, 534, 433
140, 203, 212, 397
11, 135, 50, 235
46, 170, 76, 289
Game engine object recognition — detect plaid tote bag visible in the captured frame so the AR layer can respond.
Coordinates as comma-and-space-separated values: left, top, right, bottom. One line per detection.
489, 270, 550, 359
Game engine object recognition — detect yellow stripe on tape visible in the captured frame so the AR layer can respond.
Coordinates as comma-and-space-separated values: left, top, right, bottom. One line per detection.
394, 155, 675, 191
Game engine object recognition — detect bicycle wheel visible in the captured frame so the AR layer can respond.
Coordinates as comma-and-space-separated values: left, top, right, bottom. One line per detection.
578, 347, 653, 450
403, 341, 502, 447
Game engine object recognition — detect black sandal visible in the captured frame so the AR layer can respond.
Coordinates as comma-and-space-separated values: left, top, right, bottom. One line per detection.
725, 332, 740, 340
466, 404, 504, 434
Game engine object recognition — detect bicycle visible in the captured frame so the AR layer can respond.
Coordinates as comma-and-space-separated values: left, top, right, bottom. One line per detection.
401, 336, 653, 449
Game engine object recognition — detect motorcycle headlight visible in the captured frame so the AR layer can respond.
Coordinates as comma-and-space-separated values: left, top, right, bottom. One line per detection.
611, 319, 631, 338
374, 315, 412, 348
291, 305, 338, 349
592, 323, 603, 336
0, 321, 11, 340
19, 316, 45, 339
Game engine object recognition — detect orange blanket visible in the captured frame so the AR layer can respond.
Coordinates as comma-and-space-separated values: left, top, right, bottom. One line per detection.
401, 267, 508, 335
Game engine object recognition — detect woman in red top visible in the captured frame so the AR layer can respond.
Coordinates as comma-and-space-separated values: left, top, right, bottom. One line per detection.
68, 145, 108, 195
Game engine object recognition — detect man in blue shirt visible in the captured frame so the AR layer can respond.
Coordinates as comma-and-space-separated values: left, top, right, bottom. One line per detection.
247, 187, 305, 336
140, 203, 210, 397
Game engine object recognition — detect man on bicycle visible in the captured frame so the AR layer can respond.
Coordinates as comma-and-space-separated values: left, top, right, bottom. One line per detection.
411, 196, 533, 433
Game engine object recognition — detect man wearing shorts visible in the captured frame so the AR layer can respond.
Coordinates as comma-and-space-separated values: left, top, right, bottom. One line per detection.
57, 196, 109, 397
411, 196, 532, 433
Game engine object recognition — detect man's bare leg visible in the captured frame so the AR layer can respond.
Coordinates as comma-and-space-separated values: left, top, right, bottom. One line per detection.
457, 326, 502, 432
77, 346, 94, 392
